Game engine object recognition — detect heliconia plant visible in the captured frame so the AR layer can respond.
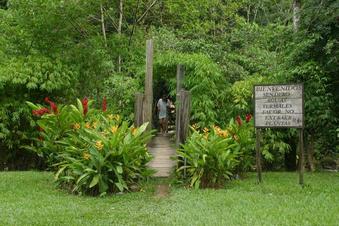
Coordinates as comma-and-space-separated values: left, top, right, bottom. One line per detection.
44, 97, 58, 114
54, 121, 153, 195
245, 114, 252, 123
228, 115, 255, 173
176, 125, 240, 189
26, 98, 154, 196
102, 96, 107, 112
32, 107, 50, 116
176, 114, 255, 189
235, 115, 242, 126
81, 97, 88, 116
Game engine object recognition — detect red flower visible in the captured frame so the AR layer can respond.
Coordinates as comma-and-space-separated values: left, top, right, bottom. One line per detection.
236, 115, 242, 126
49, 101, 58, 114
246, 114, 252, 123
44, 97, 58, 114
32, 108, 50, 116
102, 96, 107, 112
82, 97, 88, 116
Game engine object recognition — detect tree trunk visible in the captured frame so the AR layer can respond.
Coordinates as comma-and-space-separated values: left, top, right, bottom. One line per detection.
100, 2, 107, 47
247, 5, 250, 23
253, 6, 258, 23
292, 0, 301, 32
137, 0, 158, 23
118, 0, 123, 73
160, 0, 164, 25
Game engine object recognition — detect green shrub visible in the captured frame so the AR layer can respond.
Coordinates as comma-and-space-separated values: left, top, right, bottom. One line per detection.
176, 126, 239, 189
102, 74, 140, 120
176, 115, 255, 189
0, 99, 37, 169
27, 98, 154, 196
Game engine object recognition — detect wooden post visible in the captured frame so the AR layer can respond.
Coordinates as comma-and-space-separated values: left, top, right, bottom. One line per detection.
255, 128, 262, 183
134, 92, 144, 127
299, 128, 304, 186
143, 39, 153, 129
175, 65, 185, 147
176, 90, 191, 145
176, 65, 185, 94
175, 92, 181, 147
179, 90, 191, 144
176, 90, 191, 178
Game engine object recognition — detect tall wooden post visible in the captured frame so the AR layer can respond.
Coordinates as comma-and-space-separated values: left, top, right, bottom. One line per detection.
176, 65, 185, 94
179, 90, 191, 144
255, 128, 262, 183
176, 90, 191, 177
143, 39, 153, 129
175, 92, 181, 147
134, 92, 144, 127
299, 129, 304, 186
176, 65, 185, 147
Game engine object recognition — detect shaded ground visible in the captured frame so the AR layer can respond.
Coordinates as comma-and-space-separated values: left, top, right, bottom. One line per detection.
154, 184, 170, 198
0, 171, 338, 226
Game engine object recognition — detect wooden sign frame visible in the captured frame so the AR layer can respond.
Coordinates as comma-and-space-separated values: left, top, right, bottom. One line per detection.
253, 84, 305, 186
254, 84, 304, 129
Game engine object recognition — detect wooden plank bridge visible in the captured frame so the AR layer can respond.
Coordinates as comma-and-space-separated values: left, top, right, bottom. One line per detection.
147, 135, 177, 177
135, 39, 192, 178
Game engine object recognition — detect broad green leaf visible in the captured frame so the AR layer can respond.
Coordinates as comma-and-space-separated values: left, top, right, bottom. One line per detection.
116, 166, 123, 174
115, 182, 124, 192
89, 175, 99, 188
55, 165, 68, 180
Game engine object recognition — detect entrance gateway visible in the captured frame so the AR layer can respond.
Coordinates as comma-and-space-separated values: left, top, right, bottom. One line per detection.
134, 39, 191, 147
254, 84, 305, 185
134, 39, 191, 177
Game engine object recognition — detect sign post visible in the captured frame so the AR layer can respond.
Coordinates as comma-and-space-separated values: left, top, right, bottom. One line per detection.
255, 128, 262, 183
254, 84, 304, 185
299, 128, 304, 185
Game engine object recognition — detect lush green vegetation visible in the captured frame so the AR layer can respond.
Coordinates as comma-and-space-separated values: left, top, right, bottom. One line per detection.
0, 3, 337, 226
0, 171, 338, 225
0, 0, 338, 171
0, 0, 336, 169
0, 0, 337, 216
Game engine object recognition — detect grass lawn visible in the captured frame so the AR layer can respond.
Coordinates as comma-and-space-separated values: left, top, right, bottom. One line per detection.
0, 171, 338, 226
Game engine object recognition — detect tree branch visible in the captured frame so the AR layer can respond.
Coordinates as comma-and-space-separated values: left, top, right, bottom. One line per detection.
137, 0, 158, 23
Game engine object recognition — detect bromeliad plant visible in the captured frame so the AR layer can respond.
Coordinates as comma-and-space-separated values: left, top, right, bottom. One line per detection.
27, 98, 153, 196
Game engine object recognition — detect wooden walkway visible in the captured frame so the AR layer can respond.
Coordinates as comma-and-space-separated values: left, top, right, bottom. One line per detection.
147, 134, 177, 177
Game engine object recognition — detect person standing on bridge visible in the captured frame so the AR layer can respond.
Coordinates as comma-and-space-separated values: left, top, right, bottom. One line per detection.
157, 95, 170, 134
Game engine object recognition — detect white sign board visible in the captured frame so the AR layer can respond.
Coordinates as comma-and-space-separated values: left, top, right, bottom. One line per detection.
254, 84, 304, 128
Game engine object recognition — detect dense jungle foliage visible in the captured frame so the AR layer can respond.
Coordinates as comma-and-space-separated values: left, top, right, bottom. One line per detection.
0, 0, 338, 171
